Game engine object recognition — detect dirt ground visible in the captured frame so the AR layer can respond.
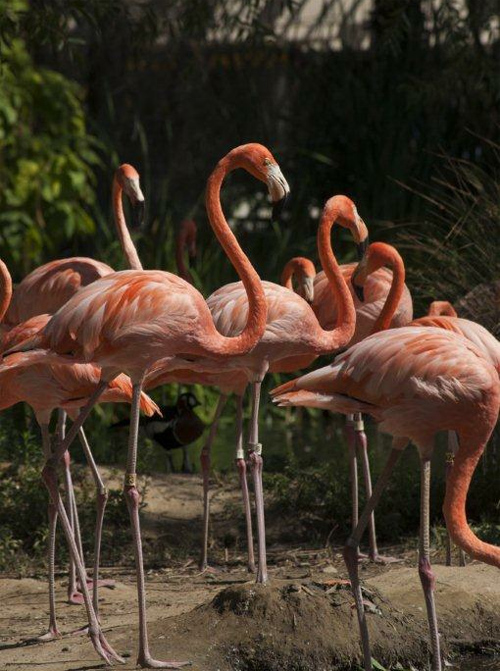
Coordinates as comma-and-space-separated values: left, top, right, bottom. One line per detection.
1, 471, 500, 671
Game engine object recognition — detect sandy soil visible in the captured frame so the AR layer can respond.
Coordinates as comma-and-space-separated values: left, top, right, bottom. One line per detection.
1, 471, 499, 671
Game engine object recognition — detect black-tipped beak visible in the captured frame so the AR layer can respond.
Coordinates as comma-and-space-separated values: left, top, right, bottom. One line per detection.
130, 200, 145, 231
351, 276, 365, 302
356, 237, 369, 261
272, 193, 289, 223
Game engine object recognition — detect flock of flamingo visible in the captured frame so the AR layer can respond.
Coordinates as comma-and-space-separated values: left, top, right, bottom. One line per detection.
1, 143, 499, 671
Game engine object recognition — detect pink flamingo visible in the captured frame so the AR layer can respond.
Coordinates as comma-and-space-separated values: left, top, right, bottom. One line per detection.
1, 164, 147, 607
189, 194, 367, 583
9, 143, 289, 667
351, 243, 500, 567
313, 240, 414, 561
175, 219, 197, 284
271, 326, 500, 671
144, 256, 317, 574
0, 349, 158, 641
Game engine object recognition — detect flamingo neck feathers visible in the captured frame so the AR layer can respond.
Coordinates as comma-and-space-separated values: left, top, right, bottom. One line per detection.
313, 202, 356, 353
112, 177, 143, 271
204, 158, 267, 357
175, 231, 193, 285
371, 252, 405, 334
0, 259, 13, 323
444, 415, 500, 568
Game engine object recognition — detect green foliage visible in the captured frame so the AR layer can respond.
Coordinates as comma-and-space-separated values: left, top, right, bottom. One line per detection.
0, 2, 100, 277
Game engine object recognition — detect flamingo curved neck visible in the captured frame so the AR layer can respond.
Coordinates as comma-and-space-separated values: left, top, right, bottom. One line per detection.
175, 234, 193, 284
281, 259, 304, 290
371, 256, 405, 334
112, 178, 143, 271
204, 160, 267, 357
0, 259, 12, 323
313, 207, 356, 353
444, 428, 500, 568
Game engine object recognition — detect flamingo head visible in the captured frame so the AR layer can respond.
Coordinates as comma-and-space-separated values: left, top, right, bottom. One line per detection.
351, 241, 400, 303
327, 195, 369, 260
116, 164, 145, 229
225, 143, 290, 221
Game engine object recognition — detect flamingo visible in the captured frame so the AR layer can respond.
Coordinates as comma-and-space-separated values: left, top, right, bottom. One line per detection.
7, 143, 289, 667
271, 326, 500, 671
311, 240, 414, 561
143, 255, 317, 574
351, 242, 500, 566
1, 164, 146, 600
175, 219, 197, 284
185, 194, 368, 583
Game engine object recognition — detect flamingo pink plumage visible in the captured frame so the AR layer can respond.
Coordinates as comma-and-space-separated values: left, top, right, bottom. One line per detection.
427, 300, 458, 318
271, 326, 500, 671
8, 143, 289, 667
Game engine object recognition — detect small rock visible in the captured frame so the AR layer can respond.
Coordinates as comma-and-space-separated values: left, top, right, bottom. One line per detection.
322, 565, 338, 574
61, 646, 70, 652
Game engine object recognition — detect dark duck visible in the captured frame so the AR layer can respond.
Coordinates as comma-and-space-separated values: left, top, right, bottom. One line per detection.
113, 392, 205, 472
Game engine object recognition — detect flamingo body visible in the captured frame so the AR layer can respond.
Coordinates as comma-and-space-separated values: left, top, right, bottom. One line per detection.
5, 258, 114, 325
272, 326, 498, 456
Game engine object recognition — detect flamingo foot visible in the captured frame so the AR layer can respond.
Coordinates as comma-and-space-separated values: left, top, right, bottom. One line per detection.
68, 590, 85, 605
137, 653, 191, 669
67, 624, 90, 637
368, 553, 402, 565
197, 563, 221, 576
89, 625, 125, 665
36, 627, 61, 642
85, 577, 116, 589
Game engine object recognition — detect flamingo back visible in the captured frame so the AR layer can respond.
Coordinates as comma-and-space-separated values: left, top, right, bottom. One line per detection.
411, 315, 500, 375
6, 258, 114, 325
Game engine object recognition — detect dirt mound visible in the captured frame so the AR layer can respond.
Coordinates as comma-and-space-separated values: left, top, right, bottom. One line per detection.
148, 579, 426, 670
142, 566, 500, 671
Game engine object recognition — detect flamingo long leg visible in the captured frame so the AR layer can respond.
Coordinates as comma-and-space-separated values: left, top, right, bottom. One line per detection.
234, 393, 256, 573
199, 393, 227, 571
344, 415, 359, 531
343, 448, 402, 671
419, 458, 442, 671
37, 425, 61, 642
248, 380, 267, 584
77, 427, 113, 615
445, 431, 466, 567
125, 381, 190, 669
40, 425, 124, 665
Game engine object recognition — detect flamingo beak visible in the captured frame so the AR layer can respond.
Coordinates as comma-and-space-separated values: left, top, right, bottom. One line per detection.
267, 163, 290, 222
356, 237, 369, 260
130, 200, 145, 230
302, 276, 315, 304
352, 279, 365, 302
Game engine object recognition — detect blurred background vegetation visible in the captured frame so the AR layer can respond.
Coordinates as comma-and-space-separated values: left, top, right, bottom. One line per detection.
0, 0, 499, 570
